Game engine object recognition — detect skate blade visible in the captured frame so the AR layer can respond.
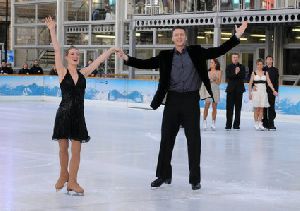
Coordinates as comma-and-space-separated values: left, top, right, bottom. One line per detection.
66, 191, 84, 196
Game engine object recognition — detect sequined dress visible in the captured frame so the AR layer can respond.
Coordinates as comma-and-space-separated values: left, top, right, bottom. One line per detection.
52, 69, 90, 142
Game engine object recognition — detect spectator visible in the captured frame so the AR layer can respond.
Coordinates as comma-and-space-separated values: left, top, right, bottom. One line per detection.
6, 63, 14, 74
0, 60, 13, 74
49, 65, 58, 75
225, 53, 246, 130
19, 63, 32, 75
92, 9, 100, 20
105, 7, 113, 20
30, 60, 44, 74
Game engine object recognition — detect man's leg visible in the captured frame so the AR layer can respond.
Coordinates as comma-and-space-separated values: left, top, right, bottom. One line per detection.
268, 94, 276, 128
181, 94, 201, 187
233, 92, 243, 129
156, 103, 180, 180
262, 106, 269, 129
226, 92, 234, 129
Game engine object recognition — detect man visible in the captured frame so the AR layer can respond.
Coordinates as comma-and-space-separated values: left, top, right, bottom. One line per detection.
263, 55, 279, 130
117, 22, 247, 190
30, 59, 44, 74
225, 53, 246, 130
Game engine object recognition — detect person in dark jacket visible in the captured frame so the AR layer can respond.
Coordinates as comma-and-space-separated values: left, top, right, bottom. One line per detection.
30, 60, 44, 74
262, 55, 279, 130
0, 60, 13, 74
117, 22, 248, 190
225, 53, 246, 130
19, 63, 31, 75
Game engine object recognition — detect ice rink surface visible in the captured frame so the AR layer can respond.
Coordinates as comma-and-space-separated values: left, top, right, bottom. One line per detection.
0, 100, 300, 211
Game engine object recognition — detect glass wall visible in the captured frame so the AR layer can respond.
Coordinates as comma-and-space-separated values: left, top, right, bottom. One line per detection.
134, 0, 298, 14
91, 32, 115, 45
221, 25, 266, 44
287, 26, 300, 44
66, 33, 89, 45
284, 49, 300, 75
37, 26, 50, 45
195, 26, 214, 45
65, 0, 89, 21
14, 49, 37, 67
156, 30, 173, 44
15, 27, 35, 45
37, 3, 57, 23
15, 5, 35, 24
136, 31, 153, 45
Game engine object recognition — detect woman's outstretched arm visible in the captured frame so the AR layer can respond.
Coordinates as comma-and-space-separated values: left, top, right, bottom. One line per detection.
45, 16, 66, 79
80, 48, 116, 77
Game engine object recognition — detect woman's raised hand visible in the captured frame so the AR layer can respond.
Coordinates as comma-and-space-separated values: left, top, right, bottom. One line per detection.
45, 16, 56, 31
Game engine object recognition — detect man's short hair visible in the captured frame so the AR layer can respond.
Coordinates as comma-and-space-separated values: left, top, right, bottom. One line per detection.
172, 26, 186, 33
266, 55, 273, 59
232, 53, 239, 57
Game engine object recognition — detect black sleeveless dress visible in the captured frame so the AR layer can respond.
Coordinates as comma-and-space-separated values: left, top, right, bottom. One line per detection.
52, 70, 90, 143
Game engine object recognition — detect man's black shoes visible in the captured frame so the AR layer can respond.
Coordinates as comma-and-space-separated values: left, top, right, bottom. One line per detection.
268, 126, 277, 131
151, 178, 172, 188
191, 183, 201, 190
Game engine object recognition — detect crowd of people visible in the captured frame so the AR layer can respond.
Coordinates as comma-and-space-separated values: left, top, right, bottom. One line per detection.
0, 59, 44, 75
0, 59, 102, 77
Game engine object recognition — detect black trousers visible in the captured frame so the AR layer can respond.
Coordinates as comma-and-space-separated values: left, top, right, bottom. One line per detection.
263, 93, 276, 128
226, 91, 243, 128
156, 91, 201, 184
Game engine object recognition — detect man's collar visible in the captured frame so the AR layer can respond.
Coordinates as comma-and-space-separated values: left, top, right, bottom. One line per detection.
174, 47, 186, 55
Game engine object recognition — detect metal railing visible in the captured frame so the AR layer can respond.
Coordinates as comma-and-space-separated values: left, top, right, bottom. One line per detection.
293, 74, 300, 86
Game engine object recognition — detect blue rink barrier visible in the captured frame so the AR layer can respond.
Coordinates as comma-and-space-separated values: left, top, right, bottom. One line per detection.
0, 75, 300, 115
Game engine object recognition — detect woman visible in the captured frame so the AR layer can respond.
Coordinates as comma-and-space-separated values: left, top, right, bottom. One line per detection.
200, 59, 222, 130
49, 64, 58, 75
248, 59, 278, 130
19, 63, 31, 75
45, 16, 116, 195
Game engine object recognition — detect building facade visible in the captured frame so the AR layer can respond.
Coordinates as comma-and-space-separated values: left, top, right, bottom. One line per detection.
11, 0, 300, 84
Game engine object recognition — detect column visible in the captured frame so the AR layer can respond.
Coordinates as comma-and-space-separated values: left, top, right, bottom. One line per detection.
115, 0, 125, 75
273, 24, 284, 84
57, 0, 64, 62
128, 21, 136, 79
265, 26, 273, 57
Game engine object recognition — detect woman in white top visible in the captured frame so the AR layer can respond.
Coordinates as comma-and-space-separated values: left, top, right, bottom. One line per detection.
248, 59, 278, 130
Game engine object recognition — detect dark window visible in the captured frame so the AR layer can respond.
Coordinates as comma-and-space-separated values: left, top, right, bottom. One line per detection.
284, 49, 300, 75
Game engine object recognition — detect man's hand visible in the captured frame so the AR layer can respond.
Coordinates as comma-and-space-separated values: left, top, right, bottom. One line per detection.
235, 21, 248, 38
235, 67, 240, 74
116, 49, 129, 61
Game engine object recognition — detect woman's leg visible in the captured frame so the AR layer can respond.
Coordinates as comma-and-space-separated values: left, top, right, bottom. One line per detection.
67, 140, 84, 194
258, 108, 265, 130
210, 102, 218, 130
254, 108, 260, 130
203, 100, 211, 120
55, 139, 69, 190
259, 108, 265, 122
212, 102, 218, 121
254, 108, 259, 122
203, 100, 210, 130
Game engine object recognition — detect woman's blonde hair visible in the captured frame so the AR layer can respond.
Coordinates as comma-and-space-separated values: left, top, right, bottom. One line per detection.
65, 45, 79, 56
